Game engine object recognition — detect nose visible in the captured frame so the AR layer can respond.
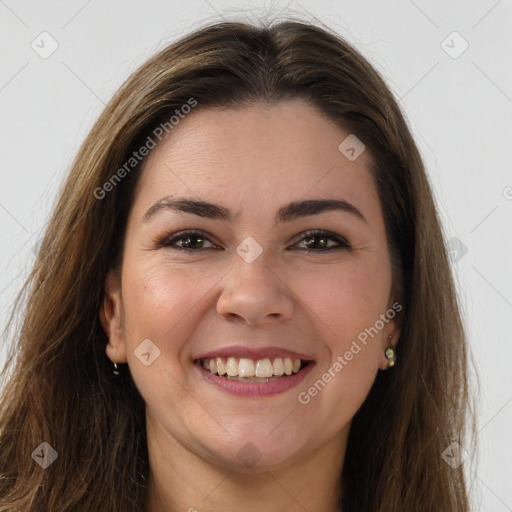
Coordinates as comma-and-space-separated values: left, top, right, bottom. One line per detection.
216, 253, 295, 326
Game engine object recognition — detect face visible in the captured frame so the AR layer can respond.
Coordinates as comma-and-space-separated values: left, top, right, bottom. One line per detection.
101, 98, 401, 472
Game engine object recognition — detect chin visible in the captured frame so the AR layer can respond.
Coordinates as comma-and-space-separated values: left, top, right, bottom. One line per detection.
199, 423, 312, 472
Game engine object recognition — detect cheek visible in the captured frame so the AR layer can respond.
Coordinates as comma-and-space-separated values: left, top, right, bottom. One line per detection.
121, 251, 391, 358
122, 258, 216, 332
290, 256, 391, 396
118, 261, 212, 414
293, 256, 391, 334
293, 263, 387, 423
119, 258, 228, 376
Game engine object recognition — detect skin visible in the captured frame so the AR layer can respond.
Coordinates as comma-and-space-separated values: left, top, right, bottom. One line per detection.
100, 98, 402, 512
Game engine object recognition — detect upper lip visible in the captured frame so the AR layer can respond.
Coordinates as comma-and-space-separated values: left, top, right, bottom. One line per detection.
195, 346, 315, 361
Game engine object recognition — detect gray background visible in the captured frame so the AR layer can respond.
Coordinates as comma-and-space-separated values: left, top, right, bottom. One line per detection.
1, 1, 511, 509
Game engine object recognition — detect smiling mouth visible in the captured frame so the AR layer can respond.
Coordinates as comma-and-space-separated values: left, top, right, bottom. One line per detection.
198, 356, 309, 382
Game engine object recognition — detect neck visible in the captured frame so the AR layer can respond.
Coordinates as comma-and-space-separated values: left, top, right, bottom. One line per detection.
144, 412, 348, 512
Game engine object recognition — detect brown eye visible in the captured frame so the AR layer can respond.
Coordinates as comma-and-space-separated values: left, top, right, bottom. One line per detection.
160, 231, 218, 251
293, 230, 351, 252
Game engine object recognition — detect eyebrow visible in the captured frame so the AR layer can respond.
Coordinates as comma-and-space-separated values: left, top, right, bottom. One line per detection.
142, 196, 367, 224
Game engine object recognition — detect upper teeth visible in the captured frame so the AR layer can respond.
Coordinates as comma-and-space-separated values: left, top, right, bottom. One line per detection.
201, 357, 303, 378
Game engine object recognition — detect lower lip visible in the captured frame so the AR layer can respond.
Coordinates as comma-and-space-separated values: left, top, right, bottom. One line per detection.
195, 360, 315, 397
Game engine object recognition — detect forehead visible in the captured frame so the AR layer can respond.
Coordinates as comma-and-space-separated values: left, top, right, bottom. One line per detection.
130, 99, 382, 226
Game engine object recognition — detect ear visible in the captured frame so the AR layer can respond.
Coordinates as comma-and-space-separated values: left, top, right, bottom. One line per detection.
378, 300, 403, 371
100, 269, 127, 364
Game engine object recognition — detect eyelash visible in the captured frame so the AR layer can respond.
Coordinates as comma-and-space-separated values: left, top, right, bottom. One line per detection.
157, 229, 352, 253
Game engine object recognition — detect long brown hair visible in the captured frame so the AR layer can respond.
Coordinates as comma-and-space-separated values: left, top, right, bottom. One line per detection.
0, 18, 477, 511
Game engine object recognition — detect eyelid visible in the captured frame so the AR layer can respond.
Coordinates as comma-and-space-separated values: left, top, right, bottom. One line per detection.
157, 229, 351, 252
157, 229, 220, 249
291, 229, 351, 249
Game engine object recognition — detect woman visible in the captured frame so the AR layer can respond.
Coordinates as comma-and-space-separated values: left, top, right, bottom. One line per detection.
0, 18, 476, 511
